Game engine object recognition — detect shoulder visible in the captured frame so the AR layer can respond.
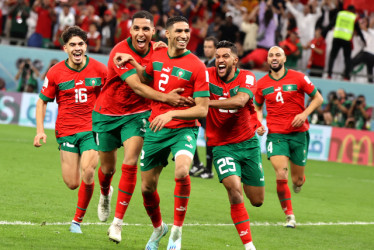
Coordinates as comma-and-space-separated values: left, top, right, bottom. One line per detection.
46, 61, 65, 79
239, 69, 256, 78
109, 40, 131, 56
88, 57, 107, 71
257, 73, 271, 86
287, 69, 306, 79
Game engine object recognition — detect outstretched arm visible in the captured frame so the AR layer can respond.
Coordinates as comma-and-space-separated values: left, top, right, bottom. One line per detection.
292, 90, 323, 127
209, 92, 250, 109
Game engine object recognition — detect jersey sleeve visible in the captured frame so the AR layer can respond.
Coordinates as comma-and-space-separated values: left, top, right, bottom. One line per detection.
254, 83, 264, 106
300, 74, 317, 97
192, 63, 209, 98
39, 71, 56, 102
238, 71, 256, 99
143, 58, 154, 81
112, 59, 137, 82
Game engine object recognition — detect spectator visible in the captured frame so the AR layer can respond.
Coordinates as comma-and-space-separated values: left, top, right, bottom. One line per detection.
40, 58, 58, 80
323, 89, 351, 127
206, 14, 222, 38
327, 5, 365, 80
350, 17, 374, 83
256, 0, 278, 50
240, 5, 259, 55
9, 0, 30, 43
15, 58, 40, 93
285, 0, 322, 70
308, 89, 325, 124
187, 16, 208, 56
0, 78, 6, 91
305, 27, 326, 77
100, 9, 116, 48
87, 22, 101, 53
203, 36, 218, 67
53, 2, 75, 48
316, 0, 339, 38
279, 29, 302, 69
218, 13, 239, 43
33, 0, 56, 48
77, 4, 100, 32
224, 0, 247, 29
346, 95, 372, 130
114, 8, 131, 45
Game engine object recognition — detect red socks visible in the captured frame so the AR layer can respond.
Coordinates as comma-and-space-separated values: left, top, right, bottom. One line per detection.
173, 176, 191, 227
115, 164, 137, 219
276, 179, 293, 215
98, 166, 114, 195
143, 191, 162, 228
231, 203, 252, 245
73, 181, 94, 223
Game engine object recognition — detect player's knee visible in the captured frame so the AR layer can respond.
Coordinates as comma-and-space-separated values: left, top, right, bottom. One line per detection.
250, 200, 263, 207
141, 182, 157, 194
227, 189, 243, 204
65, 181, 79, 190
292, 176, 304, 187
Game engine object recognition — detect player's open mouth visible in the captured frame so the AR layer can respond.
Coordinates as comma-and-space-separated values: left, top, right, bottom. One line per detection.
73, 52, 82, 60
137, 38, 146, 48
218, 64, 226, 74
177, 40, 187, 46
271, 61, 278, 67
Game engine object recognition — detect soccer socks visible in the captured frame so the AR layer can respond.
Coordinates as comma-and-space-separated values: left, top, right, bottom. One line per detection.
98, 166, 114, 196
114, 164, 137, 220
206, 146, 213, 173
174, 176, 191, 227
73, 181, 94, 223
230, 203, 252, 245
276, 179, 293, 215
143, 191, 162, 228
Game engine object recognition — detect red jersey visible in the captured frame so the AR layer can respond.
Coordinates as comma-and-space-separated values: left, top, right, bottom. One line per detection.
40, 57, 107, 138
308, 37, 326, 68
144, 48, 209, 129
206, 68, 259, 146
255, 69, 317, 134
94, 37, 153, 116
35, 6, 53, 39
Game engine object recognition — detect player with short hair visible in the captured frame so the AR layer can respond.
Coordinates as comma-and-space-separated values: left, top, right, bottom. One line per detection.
206, 40, 264, 250
254, 46, 323, 228
117, 15, 209, 250
92, 10, 191, 243
33, 25, 107, 233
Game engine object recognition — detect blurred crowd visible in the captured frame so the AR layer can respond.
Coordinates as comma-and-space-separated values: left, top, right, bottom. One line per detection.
1, 0, 374, 82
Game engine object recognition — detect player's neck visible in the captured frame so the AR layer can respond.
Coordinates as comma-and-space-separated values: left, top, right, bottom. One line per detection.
168, 47, 187, 58
270, 67, 285, 80
67, 56, 87, 71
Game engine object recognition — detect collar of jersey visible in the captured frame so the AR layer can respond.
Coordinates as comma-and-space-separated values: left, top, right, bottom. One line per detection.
127, 37, 151, 58
65, 55, 89, 72
268, 68, 288, 81
223, 68, 240, 84
167, 50, 191, 59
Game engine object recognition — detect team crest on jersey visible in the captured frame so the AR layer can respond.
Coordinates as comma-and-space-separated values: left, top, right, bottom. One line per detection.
186, 135, 192, 142
177, 69, 185, 80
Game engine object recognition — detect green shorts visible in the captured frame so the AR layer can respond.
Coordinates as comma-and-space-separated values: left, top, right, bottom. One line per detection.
92, 111, 150, 152
56, 131, 97, 155
140, 126, 199, 171
266, 131, 310, 166
212, 136, 264, 186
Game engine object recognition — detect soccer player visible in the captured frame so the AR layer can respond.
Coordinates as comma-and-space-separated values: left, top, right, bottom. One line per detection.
92, 11, 191, 243
205, 40, 264, 250
33, 26, 107, 233
117, 16, 209, 250
254, 46, 323, 228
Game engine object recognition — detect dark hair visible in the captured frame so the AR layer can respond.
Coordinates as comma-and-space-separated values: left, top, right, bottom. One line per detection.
347, 5, 355, 12
204, 36, 218, 48
61, 26, 87, 44
165, 16, 189, 29
132, 10, 154, 24
216, 40, 238, 55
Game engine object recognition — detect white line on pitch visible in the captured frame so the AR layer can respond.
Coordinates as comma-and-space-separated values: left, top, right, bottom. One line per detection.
1, 221, 374, 226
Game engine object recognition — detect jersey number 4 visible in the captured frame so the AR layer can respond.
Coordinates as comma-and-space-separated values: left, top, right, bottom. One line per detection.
276, 91, 284, 104
75, 88, 87, 103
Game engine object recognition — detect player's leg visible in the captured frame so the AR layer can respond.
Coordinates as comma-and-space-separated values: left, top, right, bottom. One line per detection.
289, 131, 309, 194
108, 135, 143, 243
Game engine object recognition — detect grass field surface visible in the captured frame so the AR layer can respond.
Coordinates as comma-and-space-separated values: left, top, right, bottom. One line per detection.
1, 124, 374, 249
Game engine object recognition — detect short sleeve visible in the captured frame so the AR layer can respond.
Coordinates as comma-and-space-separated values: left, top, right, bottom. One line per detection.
300, 75, 316, 97
238, 72, 256, 99
192, 63, 209, 98
39, 73, 56, 102
143, 59, 154, 81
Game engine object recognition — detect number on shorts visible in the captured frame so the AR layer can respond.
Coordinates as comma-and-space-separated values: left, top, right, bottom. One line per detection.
158, 73, 169, 91
276, 91, 284, 104
217, 157, 236, 175
267, 141, 273, 153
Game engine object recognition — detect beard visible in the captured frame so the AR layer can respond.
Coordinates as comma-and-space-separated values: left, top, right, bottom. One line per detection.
270, 63, 283, 72
219, 64, 233, 82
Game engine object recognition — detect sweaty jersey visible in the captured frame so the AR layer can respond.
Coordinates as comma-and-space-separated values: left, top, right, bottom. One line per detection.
144, 48, 209, 129
254, 69, 317, 134
40, 56, 107, 138
206, 67, 259, 146
94, 37, 153, 116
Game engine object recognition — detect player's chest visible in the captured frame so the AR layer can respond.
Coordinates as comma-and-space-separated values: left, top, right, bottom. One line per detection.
210, 80, 239, 100
56, 75, 101, 100
153, 63, 193, 90
262, 82, 300, 104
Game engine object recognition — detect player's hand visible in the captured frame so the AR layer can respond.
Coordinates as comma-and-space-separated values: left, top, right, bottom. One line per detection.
150, 112, 173, 132
113, 52, 133, 67
153, 41, 167, 50
33, 133, 47, 147
256, 125, 266, 136
166, 88, 195, 107
291, 113, 307, 127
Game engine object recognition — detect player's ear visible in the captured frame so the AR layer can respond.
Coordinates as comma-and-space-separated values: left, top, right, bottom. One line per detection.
165, 29, 170, 39
63, 45, 68, 53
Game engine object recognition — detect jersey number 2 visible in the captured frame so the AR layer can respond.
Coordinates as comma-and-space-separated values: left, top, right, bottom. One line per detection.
158, 73, 169, 91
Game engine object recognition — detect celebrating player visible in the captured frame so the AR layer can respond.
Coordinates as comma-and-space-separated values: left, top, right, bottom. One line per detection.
92, 11, 191, 243
33, 26, 107, 233
117, 16, 209, 250
205, 40, 264, 250
254, 46, 323, 228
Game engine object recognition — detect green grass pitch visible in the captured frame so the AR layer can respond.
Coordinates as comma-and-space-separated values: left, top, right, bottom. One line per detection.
0, 124, 374, 249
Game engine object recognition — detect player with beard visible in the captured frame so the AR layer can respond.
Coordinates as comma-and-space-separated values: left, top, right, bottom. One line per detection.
33, 26, 107, 233
115, 16, 209, 250
254, 46, 323, 228
205, 40, 264, 250
92, 11, 191, 243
